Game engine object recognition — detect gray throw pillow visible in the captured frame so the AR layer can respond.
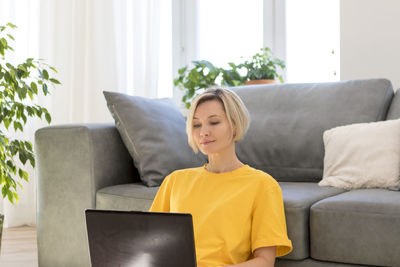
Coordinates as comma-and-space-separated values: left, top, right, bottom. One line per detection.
104, 91, 206, 186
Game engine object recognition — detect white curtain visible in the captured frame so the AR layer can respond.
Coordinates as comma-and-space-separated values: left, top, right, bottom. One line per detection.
0, 0, 163, 227
39, 0, 162, 124
0, 0, 41, 228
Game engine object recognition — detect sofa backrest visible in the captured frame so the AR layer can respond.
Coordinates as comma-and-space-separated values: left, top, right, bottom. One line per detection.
386, 88, 400, 120
232, 79, 393, 182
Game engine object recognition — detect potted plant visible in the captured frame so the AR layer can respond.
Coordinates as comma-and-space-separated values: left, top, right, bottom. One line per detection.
174, 60, 221, 109
220, 62, 247, 87
174, 47, 285, 109
240, 47, 285, 85
0, 23, 60, 249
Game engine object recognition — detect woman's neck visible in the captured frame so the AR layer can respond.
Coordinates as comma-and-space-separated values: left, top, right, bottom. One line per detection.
206, 154, 244, 174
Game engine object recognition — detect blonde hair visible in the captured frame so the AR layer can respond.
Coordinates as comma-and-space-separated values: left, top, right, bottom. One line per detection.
186, 87, 250, 154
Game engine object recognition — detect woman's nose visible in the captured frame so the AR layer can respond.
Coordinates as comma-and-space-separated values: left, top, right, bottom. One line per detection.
200, 127, 210, 137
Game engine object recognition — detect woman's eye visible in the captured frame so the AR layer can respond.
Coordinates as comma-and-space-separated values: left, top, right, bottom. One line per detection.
210, 121, 220, 125
193, 124, 201, 128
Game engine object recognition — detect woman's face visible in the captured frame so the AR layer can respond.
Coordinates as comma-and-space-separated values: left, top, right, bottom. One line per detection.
192, 99, 235, 155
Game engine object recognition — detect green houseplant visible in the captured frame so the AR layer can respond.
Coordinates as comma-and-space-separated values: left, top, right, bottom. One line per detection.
174, 60, 221, 109
0, 23, 60, 247
240, 47, 285, 84
174, 47, 285, 109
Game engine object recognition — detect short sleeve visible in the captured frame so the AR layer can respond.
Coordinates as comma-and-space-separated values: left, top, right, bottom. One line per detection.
251, 179, 292, 257
149, 174, 174, 212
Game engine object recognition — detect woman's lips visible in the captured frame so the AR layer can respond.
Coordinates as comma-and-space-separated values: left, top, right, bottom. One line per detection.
201, 140, 215, 145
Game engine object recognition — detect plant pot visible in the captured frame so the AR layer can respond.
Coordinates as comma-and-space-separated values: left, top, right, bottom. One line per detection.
245, 79, 278, 85
0, 213, 3, 252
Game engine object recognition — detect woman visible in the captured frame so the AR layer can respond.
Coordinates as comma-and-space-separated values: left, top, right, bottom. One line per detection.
150, 87, 292, 267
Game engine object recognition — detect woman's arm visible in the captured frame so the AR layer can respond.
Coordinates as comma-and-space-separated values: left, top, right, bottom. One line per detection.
225, 246, 276, 267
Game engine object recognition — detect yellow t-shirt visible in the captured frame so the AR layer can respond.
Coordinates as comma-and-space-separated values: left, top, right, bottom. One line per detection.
149, 164, 292, 267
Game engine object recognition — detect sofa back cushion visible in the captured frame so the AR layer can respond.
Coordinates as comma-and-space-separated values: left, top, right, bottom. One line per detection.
232, 79, 393, 182
386, 89, 400, 120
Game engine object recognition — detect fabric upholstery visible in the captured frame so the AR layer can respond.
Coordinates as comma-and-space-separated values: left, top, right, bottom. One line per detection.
319, 119, 400, 190
101, 182, 347, 261
278, 182, 345, 260
386, 89, 400, 119
96, 183, 158, 211
276, 258, 366, 267
35, 124, 136, 267
232, 79, 393, 182
103, 91, 206, 186
35, 79, 399, 267
310, 189, 400, 266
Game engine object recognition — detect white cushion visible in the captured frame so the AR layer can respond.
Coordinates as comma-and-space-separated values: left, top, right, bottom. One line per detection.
319, 119, 400, 190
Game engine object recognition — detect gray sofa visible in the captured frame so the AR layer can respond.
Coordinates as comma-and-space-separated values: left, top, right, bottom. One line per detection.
35, 79, 400, 267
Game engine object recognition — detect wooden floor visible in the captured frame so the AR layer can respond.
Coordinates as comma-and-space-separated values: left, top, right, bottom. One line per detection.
0, 226, 38, 267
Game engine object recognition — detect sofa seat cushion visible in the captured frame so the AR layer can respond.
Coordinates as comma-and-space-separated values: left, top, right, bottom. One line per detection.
279, 182, 346, 260
276, 258, 366, 267
96, 183, 158, 211
310, 189, 400, 266
97, 182, 347, 261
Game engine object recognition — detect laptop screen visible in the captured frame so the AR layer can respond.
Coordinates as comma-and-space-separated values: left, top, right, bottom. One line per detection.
85, 210, 197, 267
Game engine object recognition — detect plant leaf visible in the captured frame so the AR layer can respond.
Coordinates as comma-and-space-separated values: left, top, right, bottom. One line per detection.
31, 82, 38, 94
4, 118, 11, 129
18, 169, 29, 181
6, 23, 17, 29
42, 83, 48, 95
24, 141, 33, 151
2, 186, 7, 198
45, 112, 51, 124
13, 192, 19, 202
178, 66, 187, 75
7, 190, 14, 204
13, 121, 23, 132
27, 90, 33, 100
42, 69, 49, 80
19, 151, 27, 165
49, 78, 61, 84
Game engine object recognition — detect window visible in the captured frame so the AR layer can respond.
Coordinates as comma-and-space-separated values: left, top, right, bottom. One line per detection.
157, 0, 173, 98
197, 0, 263, 69
285, 0, 340, 83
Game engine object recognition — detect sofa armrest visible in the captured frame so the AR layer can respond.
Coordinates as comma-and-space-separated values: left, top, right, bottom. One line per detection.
35, 123, 139, 267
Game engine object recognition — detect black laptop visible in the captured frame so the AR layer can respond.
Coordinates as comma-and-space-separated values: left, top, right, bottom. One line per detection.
85, 209, 197, 267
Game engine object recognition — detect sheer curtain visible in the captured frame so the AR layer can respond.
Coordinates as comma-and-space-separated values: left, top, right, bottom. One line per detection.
0, 0, 41, 228
0, 0, 165, 227
39, 0, 163, 124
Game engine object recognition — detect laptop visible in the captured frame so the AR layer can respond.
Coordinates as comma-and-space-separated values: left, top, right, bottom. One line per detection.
85, 209, 197, 267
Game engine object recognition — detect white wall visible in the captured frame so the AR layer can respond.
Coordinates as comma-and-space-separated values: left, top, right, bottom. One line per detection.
340, 0, 400, 90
